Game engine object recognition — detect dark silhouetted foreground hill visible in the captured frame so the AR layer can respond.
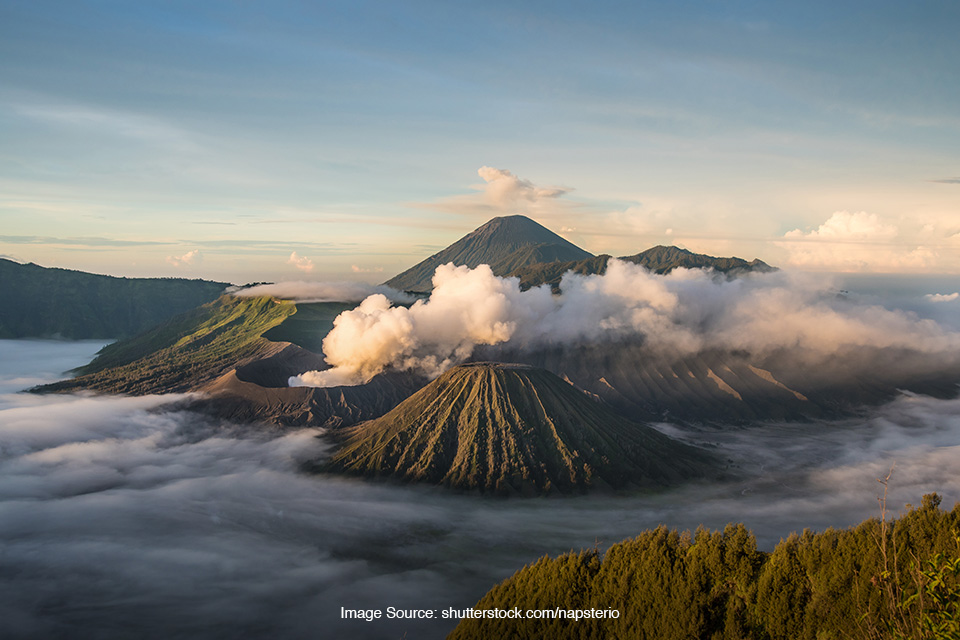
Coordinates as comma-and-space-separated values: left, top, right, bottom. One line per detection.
0, 258, 227, 338
450, 494, 960, 639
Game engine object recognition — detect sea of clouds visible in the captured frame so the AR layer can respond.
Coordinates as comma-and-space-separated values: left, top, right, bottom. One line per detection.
2, 338, 960, 639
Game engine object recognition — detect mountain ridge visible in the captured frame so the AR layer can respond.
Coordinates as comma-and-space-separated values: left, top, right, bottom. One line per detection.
0, 258, 228, 339
507, 245, 776, 291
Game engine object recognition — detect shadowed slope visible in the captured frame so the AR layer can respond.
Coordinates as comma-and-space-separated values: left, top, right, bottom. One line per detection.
0, 258, 227, 339
325, 362, 713, 494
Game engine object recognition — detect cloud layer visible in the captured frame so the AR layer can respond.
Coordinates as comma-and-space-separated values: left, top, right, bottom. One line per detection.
777, 210, 958, 272
2, 340, 960, 639
232, 281, 414, 304
291, 260, 960, 387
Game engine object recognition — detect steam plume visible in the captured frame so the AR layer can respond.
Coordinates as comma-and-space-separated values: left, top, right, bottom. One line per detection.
290, 260, 960, 388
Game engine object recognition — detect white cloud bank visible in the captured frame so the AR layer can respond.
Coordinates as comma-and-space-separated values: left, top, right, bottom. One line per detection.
233, 281, 414, 303
290, 260, 960, 387
777, 211, 958, 272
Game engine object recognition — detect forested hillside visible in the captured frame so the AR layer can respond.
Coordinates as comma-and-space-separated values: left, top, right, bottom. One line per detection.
0, 258, 227, 338
450, 494, 960, 639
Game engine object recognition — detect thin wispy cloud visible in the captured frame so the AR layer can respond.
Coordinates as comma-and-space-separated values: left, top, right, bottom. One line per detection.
350, 265, 383, 273
927, 292, 960, 303
0, 235, 175, 247
14, 102, 201, 154
234, 281, 411, 303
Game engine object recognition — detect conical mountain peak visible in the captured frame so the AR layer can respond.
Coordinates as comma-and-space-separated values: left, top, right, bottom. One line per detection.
384, 215, 592, 293
324, 362, 713, 494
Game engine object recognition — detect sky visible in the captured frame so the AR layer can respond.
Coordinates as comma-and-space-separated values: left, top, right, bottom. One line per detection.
1, 0, 959, 283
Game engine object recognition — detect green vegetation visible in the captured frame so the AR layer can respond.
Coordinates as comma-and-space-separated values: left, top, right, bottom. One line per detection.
507, 246, 775, 291
35, 294, 297, 395
326, 362, 714, 494
898, 535, 960, 639
623, 245, 775, 276
449, 494, 960, 639
0, 258, 227, 338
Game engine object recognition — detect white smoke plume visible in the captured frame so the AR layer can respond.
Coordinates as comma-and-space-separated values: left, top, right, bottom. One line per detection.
233, 281, 414, 304
290, 260, 960, 388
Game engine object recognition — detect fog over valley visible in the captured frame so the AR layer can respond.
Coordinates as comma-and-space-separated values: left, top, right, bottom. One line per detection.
2, 317, 959, 638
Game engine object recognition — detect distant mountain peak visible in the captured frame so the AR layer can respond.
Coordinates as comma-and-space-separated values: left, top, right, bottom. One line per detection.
383, 215, 593, 293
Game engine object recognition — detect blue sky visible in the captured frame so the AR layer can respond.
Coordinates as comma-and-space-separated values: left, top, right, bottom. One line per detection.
2, 0, 958, 282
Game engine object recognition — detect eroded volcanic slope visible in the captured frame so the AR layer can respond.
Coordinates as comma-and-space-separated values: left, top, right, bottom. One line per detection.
325, 362, 714, 494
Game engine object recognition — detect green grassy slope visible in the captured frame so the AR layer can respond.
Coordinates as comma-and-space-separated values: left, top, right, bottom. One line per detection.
36, 295, 297, 394
0, 258, 228, 338
326, 362, 714, 494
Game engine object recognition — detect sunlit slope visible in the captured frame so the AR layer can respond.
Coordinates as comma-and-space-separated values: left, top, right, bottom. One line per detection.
326, 362, 714, 494
0, 258, 228, 339
384, 215, 593, 293
37, 295, 299, 394
34, 295, 426, 427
